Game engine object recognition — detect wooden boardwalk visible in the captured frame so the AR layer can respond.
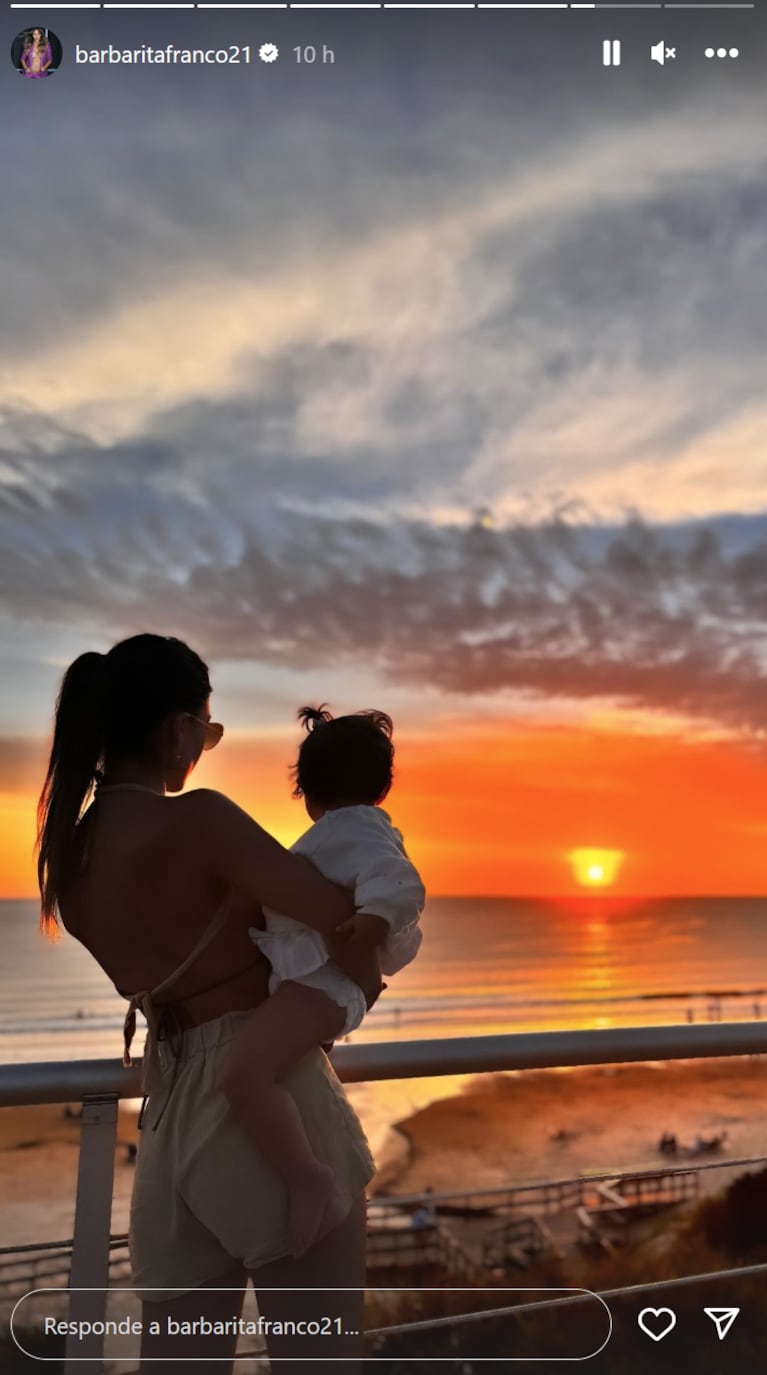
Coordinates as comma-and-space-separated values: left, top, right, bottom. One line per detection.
368, 1166, 702, 1270
0, 1165, 709, 1296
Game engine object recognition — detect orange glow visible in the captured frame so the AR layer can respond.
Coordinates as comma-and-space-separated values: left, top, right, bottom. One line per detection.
0, 794, 39, 900
3, 720, 767, 898
569, 848, 625, 888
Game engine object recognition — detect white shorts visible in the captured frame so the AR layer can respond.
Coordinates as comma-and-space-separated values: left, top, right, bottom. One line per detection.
267, 960, 367, 1036
130, 1012, 375, 1298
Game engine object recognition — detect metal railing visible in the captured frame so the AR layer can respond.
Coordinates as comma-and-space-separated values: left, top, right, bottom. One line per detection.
4, 1018, 767, 1105
2, 1020, 767, 1371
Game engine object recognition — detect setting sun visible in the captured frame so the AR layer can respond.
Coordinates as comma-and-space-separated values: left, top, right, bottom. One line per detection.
569, 848, 625, 888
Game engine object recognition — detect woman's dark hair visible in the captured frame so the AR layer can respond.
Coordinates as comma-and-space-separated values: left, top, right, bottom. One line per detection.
37, 634, 211, 935
291, 704, 394, 809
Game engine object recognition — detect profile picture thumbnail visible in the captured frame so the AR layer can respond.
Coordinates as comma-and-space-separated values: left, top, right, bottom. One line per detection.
11, 26, 63, 80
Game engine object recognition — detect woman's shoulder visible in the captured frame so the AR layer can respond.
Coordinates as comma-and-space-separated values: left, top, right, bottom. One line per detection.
176, 786, 232, 810
166, 788, 255, 850
171, 788, 276, 862
174, 787, 249, 823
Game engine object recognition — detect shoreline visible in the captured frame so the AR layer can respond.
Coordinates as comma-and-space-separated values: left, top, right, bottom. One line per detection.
367, 1057, 767, 1200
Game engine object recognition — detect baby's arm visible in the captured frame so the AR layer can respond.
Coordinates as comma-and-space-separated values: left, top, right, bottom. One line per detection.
353, 833, 424, 977
335, 910, 422, 979
354, 847, 425, 934
335, 911, 422, 974
380, 920, 423, 976
316, 815, 425, 973
305, 813, 425, 933
335, 911, 390, 947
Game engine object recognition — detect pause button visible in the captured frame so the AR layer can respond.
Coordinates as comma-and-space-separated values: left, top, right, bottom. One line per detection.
603, 39, 621, 66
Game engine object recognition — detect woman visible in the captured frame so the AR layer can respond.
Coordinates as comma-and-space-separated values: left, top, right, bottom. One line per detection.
21, 27, 53, 78
37, 633, 382, 1373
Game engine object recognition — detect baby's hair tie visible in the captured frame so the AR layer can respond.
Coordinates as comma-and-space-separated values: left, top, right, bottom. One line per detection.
296, 704, 334, 733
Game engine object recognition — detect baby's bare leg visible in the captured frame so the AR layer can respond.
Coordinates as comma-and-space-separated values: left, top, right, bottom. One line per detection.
219, 980, 346, 1257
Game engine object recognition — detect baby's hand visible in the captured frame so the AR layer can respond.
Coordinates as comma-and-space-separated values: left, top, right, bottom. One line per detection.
335, 912, 390, 948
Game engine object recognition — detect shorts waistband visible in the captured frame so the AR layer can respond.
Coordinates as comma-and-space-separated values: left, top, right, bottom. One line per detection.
140, 1010, 254, 1132
156, 1008, 253, 1061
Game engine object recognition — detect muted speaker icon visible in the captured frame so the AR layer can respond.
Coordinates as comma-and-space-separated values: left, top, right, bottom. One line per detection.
651, 40, 677, 64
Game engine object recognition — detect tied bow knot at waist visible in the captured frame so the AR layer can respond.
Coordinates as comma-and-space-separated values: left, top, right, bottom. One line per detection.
123, 993, 148, 1070
122, 992, 187, 1130
117, 896, 262, 1130
117, 884, 238, 1078
123, 992, 187, 1070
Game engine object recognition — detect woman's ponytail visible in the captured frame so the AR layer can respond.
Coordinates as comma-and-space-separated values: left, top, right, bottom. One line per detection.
37, 652, 108, 935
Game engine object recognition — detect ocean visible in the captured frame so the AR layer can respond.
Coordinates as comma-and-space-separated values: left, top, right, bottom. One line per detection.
3, 894, 767, 1065
4, 894, 767, 1241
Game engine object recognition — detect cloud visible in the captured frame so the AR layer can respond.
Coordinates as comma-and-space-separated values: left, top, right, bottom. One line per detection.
2, 70, 765, 470
3, 27, 767, 739
0, 737, 47, 795
4, 431, 767, 736
164, 512, 767, 735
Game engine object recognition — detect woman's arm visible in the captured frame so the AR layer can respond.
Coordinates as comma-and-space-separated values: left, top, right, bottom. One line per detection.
324, 931, 383, 1011
189, 790, 352, 936
185, 789, 383, 1006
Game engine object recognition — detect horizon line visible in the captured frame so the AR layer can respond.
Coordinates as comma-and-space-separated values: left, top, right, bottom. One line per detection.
4, 891, 767, 904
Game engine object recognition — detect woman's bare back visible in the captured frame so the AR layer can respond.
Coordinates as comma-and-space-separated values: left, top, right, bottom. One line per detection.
61, 790, 270, 1025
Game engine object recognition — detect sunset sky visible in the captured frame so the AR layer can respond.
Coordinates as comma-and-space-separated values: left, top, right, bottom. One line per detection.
1, 12, 766, 899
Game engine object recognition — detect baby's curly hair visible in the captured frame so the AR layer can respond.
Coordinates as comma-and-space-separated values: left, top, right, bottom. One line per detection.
291, 704, 394, 807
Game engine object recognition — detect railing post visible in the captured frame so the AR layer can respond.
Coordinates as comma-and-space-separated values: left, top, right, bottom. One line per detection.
65, 1095, 118, 1373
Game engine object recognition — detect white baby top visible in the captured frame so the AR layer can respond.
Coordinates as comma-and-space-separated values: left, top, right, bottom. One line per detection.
253, 805, 424, 981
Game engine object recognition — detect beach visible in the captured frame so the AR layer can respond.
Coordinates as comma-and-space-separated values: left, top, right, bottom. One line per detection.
369, 1057, 767, 1199
4, 1058, 767, 1252
0, 1102, 139, 1248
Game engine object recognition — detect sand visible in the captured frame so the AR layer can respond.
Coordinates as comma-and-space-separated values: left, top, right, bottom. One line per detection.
3, 1058, 767, 1250
0, 1102, 139, 1248
369, 1057, 767, 1200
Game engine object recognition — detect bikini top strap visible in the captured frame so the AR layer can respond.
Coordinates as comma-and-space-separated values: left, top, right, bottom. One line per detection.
150, 891, 236, 999
120, 890, 235, 1068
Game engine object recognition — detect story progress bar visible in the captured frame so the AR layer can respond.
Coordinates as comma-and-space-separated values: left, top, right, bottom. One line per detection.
8, 2, 758, 9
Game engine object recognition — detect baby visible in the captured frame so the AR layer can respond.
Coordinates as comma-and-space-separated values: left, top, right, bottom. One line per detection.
221, 705, 424, 1257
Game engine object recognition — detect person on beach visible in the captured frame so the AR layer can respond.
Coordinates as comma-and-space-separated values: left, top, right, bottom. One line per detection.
219, 705, 424, 1258
410, 1185, 437, 1233
36, 634, 382, 1373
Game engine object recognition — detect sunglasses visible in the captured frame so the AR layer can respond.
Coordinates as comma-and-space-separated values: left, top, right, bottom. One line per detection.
187, 714, 224, 751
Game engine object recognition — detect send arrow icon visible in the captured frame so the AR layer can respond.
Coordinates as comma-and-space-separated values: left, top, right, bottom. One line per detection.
704, 1308, 739, 1340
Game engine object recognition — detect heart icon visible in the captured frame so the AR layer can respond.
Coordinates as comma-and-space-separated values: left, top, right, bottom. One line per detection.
638, 1307, 677, 1341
